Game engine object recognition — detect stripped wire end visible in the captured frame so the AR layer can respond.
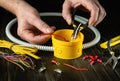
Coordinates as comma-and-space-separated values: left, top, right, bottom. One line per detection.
72, 24, 77, 28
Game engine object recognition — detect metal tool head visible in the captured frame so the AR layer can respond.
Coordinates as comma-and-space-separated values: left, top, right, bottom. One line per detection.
71, 9, 88, 40
104, 39, 120, 69
71, 23, 88, 40
71, 23, 82, 39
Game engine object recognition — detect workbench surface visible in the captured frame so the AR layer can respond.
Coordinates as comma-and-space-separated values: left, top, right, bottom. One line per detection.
0, 1, 120, 81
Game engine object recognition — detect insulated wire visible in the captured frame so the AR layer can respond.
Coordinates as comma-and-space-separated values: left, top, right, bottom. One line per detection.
5, 12, 101, 51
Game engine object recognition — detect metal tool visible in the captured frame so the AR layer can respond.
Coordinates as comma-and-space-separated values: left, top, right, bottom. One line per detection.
104, 39, 120, 69
71, 9, 89, 40
71, 23, 88, 40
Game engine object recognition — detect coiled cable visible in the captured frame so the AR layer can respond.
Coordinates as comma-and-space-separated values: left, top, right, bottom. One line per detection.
5, 12, 101, 51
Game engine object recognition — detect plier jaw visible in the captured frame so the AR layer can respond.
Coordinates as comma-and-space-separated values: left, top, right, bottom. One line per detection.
71, 23, 88, 40
71, 9, 88, 40
104, 39, 120, 69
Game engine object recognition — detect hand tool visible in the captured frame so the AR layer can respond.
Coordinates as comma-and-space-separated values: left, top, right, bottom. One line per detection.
71, 10, 88, 40
100, 35, 120, 49
71, 23, 88, 40
104, 39, 120, 69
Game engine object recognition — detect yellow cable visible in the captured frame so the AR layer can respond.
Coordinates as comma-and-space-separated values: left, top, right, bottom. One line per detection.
0, 40, 40, 59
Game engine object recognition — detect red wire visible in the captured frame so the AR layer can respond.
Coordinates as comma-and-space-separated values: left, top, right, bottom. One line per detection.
51, 59, 88, 71
52, 34, 67, 41
40, 33, 67, 41
63, 63, 88, 71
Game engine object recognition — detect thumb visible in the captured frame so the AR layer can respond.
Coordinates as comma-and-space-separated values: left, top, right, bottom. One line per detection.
62, 0, 72, 25
32, 17, 54, 34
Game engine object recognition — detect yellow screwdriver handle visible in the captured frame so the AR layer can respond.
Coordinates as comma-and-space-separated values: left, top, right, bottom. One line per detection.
100, 35, 120, 49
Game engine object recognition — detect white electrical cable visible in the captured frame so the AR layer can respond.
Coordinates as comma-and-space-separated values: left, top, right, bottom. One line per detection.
5, 12, 101, 51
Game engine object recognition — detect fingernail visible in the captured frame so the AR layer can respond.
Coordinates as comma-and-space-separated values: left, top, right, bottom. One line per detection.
46, 28, 54, 33
88, 23, 94, 27
88, 25, 93, 27
67, 17, 72, 25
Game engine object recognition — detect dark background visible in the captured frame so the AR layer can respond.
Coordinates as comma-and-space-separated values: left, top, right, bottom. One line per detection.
0, 0, 120, 40
0, 0, 120, 81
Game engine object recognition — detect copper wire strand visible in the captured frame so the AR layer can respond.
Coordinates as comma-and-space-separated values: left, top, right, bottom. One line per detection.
19, 59, 31, 68
18, 56, 35, 69
20, 55, 28, 60
26, 56, 35, 67
3, 56, 25, 71
3, 54, 35, 70
41, 33, 81, 42
41, 33, 67, 41
63, 63, 88, 71
4, 55, 17, 60
3, 55, 34, 70
51, 59, 88, 71
52, 34, 67, 41
16, 55, 34, 69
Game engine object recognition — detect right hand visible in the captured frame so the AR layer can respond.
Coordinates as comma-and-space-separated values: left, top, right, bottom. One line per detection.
62, 0, 106, 27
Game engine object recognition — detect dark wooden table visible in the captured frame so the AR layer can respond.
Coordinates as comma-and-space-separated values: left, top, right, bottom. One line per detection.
0, 1, 120, 81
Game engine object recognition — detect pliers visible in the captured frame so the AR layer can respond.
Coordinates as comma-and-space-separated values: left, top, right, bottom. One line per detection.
104, 39, 120, 69
71, 10, 88, 40
100, 35, 120, 49
71, 23, 87, 40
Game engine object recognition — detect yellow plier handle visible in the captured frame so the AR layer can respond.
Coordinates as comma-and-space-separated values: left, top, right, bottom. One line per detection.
100, 35, 120, 49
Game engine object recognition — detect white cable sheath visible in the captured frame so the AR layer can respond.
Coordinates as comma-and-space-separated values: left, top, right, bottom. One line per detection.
5, 12, 101, 51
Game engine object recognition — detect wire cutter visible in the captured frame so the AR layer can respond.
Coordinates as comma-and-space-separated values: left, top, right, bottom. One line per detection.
100, 35, 120, 49
71, 23, 88, 40
71, 9, 88, 40
104, 39, 120, 69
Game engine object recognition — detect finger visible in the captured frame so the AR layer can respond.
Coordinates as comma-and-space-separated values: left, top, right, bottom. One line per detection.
62, 0, 73, 25
87, 4, 99, 27
19, 29, 52, 44
32, 17, 54, 34
93, 1, 106, 26
18, 25, 56, 44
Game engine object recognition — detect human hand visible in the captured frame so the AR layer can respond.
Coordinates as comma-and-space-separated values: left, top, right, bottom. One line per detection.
16, 1, 55, 44
62, 0, 106, 26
